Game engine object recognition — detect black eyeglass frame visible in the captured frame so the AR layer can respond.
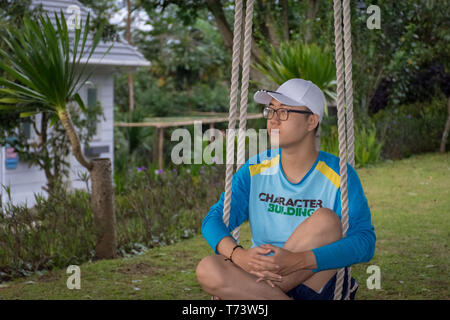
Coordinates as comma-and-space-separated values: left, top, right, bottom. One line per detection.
262, 105, 314, 121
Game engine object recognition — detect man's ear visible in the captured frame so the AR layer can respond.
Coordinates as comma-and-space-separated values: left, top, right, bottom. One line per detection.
308, 114, 319, 132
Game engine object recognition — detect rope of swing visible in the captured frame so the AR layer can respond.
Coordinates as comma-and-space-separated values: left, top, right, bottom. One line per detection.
223, 0, 254, 243
333, 0, 355, 300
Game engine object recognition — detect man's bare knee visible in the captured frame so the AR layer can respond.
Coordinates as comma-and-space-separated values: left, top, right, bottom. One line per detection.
196, 255, 227, 292
313, 207, 342, 239
284, 207, 342, 252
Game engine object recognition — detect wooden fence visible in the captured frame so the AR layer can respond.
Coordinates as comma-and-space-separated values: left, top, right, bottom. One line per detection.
114, 113, 264, 170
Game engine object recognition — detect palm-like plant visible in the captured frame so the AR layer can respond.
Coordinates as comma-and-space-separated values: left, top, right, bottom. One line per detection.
254, 41, 337, 112
0, 12, 116, 259
0, 12, 98, 168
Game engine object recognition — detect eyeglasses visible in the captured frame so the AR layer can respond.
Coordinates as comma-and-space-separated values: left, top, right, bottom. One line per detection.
262, 106, 313, 121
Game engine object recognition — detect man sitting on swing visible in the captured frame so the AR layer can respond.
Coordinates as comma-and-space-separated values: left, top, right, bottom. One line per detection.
196, 79, 376, 300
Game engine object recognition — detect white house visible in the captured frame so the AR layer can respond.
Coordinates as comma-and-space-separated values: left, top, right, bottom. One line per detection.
0, 0, 150, 206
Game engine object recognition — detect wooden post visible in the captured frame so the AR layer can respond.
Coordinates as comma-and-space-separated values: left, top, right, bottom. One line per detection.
153, 128, 158, 164
90, 158, 117, 259
158, 127, 164, 170
209, 123, 215, 142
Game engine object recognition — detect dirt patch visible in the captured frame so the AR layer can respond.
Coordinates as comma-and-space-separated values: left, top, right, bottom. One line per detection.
116, 263, 160, 275
174, 251, 194, 259
37, 271, 61, 283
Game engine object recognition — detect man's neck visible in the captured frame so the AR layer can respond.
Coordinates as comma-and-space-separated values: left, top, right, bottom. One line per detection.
280, 137, 319, 183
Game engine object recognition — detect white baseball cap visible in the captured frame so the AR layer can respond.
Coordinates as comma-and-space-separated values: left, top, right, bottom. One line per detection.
254, 78, 325, 123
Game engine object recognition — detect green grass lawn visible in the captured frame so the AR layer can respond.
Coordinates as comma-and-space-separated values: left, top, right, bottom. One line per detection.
0, 152, 448, 300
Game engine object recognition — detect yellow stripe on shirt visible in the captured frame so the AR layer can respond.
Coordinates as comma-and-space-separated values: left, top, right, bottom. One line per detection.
249, 154, 280, 176
315, 161, 340, 189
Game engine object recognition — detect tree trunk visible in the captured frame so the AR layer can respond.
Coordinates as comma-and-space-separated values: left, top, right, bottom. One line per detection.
90, 158, 117, 259
58, 109, 116, 259
158, 127, 164, 170
205, 0, 233, 50
264, 3, 281, 51
205, 0, 267, 86
126, 0, 135, 111
281, 0, 290, 41
305, 0, 319, 43
128, 71, 135, 111
58, 110, 93, 170
205, 0, 263, 64
440, 97, 450, 153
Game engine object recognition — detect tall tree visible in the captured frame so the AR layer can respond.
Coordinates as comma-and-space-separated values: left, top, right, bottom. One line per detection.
0, 12, 116, 259
78, 0, 120, 42
304, 0, 319, 43
139, 1, 327, 85
126, 0, 136, 111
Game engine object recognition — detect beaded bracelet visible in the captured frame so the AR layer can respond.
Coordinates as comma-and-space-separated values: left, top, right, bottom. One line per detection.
224, 244, 243, 263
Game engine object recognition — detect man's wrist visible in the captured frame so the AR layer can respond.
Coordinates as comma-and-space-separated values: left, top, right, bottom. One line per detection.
217, 236, 240, 259
294, 250, 317, 270
228, 244, 243, 262
231, 246, 246, 266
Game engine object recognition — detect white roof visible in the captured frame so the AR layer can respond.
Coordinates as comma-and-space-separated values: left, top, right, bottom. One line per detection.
31, 0, 151, 67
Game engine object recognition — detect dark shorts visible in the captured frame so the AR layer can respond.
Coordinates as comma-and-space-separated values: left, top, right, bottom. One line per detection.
287, 269, 358, 300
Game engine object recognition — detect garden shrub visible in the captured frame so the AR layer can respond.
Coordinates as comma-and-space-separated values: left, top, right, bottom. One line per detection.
0, 185, 95, 281
0, 164, 225, 281
115, 164, 224, 252
373, 94, 448, 159
320, 115, 383, 168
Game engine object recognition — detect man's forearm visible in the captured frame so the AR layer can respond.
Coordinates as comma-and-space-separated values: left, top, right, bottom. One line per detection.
216, 236, 240, 259
274, 268, 315, 293
291, 250, 318, 271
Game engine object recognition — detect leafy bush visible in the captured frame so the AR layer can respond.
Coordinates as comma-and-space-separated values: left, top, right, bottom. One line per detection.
320, 116, 383, 168
354, 123, 384, 167
0, 185, 95, 281
0, 163, 225, 282
254, 41, 336, 104
373, 94, 449, 159
115, 164, 224, 253
188, 83, 230, 113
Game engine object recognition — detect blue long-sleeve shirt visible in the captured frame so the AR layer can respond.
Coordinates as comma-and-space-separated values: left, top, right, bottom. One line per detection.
201, 148, 376, 272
